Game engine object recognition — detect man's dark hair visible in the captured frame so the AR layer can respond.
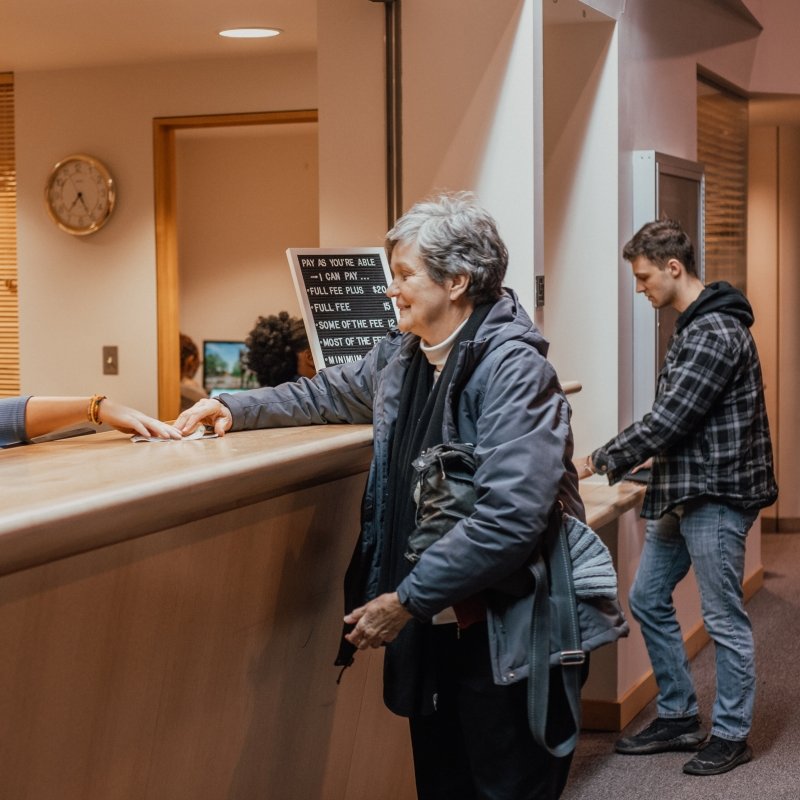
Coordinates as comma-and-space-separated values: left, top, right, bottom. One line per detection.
245, 311, 310, 387
622, 218, 697, 277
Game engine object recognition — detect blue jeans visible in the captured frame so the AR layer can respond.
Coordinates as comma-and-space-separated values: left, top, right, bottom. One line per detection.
629, 499, 757, 741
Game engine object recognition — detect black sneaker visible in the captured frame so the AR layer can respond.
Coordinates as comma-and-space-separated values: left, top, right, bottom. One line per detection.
615, 715, 707, 755
682, 735, 752, 775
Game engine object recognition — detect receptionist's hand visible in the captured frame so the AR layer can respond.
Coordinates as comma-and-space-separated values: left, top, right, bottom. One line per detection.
98, 399, 183, 440
175, 398, 233, 438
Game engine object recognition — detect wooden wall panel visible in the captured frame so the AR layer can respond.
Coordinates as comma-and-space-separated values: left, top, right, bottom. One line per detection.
0, 474, 415, 800
777, 126, 800, 525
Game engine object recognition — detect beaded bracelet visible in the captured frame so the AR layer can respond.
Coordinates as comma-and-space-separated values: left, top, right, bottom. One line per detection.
88, 394, 107, 425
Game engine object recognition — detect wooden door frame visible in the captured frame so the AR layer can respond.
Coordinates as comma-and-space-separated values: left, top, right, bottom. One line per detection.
153, 109, 319, 420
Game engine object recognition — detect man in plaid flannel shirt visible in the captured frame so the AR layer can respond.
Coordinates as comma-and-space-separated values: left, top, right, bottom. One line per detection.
583, 219, 777, 777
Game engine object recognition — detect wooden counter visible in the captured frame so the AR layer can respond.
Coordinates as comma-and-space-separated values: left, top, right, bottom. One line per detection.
579, 476, 645, 531
0, 428, 763, 798
0, 425, 643, 577
0, 424, 374, 576
0, 425, 417, 800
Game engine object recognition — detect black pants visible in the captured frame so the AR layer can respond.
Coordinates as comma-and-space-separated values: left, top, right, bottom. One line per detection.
408, 621, 579, 800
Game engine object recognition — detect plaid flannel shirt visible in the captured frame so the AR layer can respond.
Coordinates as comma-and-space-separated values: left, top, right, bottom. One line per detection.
593, 302, 777, 519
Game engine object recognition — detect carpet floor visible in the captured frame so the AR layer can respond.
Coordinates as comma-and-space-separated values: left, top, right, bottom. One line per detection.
562, 532, 800, 800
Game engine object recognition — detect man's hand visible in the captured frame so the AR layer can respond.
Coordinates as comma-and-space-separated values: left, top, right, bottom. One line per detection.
175, 398, 233, 438
574, 454, 596, 480
344, 592, 413, 650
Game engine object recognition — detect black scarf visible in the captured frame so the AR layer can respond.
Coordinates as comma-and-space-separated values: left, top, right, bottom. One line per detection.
382, 302, 493, 717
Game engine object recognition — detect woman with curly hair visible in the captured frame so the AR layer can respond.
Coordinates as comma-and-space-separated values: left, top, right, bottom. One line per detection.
244, 311, 316, 387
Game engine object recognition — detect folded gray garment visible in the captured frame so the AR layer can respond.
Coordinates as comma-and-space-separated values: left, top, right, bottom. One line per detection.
564, 515, 618, 600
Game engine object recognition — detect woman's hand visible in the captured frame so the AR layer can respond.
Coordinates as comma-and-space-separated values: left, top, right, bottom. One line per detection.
175, 397, 233, 438
344, 592, 413, 650
97, 399, 182, 439
23, 396, 181, 440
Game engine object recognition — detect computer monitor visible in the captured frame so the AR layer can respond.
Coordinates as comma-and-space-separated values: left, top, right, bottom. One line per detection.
202, 340, 255, 398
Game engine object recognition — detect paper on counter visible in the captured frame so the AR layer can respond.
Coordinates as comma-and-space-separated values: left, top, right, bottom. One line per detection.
130, 426, 218, 443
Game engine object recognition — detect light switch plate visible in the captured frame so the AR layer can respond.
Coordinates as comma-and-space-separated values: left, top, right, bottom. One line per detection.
103, 346, 118, 375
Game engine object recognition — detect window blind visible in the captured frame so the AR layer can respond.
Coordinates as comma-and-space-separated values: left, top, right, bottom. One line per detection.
697, 79, 749, 292
0, 73, 19, 396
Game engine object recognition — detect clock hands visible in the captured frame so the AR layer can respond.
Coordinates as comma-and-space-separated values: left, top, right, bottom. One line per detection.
66, 189, 90, 215
65, 171, 91, 211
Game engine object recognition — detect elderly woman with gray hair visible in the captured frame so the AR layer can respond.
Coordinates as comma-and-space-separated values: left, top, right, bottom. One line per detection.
176, 191, 584, 799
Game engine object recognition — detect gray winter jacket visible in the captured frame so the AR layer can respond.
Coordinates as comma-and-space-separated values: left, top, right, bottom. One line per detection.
221, 290, 584, 686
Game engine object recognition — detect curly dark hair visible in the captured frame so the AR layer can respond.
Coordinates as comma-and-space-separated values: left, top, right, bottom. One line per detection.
244, 312, 310, 387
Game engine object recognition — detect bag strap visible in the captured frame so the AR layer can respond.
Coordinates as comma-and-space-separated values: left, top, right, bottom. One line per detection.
527, 512, 585, 758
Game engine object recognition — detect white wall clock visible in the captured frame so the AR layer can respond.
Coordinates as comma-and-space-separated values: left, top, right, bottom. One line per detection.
45, 154, 116, 236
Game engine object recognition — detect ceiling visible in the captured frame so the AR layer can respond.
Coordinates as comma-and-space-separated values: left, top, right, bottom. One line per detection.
0, 0, 317, 73
0, 0, 764, 74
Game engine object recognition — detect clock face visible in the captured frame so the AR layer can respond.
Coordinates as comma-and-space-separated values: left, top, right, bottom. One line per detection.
45, 154, 116, 235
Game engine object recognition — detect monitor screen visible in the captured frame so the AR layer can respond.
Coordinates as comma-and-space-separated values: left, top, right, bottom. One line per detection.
202, 341, 256, 397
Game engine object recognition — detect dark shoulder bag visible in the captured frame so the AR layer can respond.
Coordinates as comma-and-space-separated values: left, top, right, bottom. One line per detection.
405, 442, 478, 564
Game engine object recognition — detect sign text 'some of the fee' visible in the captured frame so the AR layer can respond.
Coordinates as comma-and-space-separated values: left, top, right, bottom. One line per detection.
286, 247, 398, 369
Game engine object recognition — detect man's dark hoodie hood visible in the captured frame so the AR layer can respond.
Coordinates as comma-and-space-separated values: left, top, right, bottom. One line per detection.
676, 280, 754, 333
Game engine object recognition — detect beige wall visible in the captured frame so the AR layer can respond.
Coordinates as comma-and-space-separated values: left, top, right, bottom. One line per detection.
176, 124, 319, 351
543, 18, 619, 455
402, 0, 538, 310
15, 53, 316, 416
10, 0, 800, 499
744, 0, 800, 94
316, 0, 386, 248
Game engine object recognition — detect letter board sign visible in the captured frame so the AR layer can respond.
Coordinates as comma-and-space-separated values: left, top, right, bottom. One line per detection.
286, 247, 398, 369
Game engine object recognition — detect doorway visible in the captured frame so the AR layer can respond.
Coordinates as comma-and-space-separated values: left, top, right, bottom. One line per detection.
154, 109, 318, 419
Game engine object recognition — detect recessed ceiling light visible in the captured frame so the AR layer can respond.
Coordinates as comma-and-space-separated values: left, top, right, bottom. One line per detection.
219, 27, 282, 39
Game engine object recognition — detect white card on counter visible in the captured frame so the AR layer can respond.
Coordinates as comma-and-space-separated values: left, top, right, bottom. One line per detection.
130, 426, 217, 443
